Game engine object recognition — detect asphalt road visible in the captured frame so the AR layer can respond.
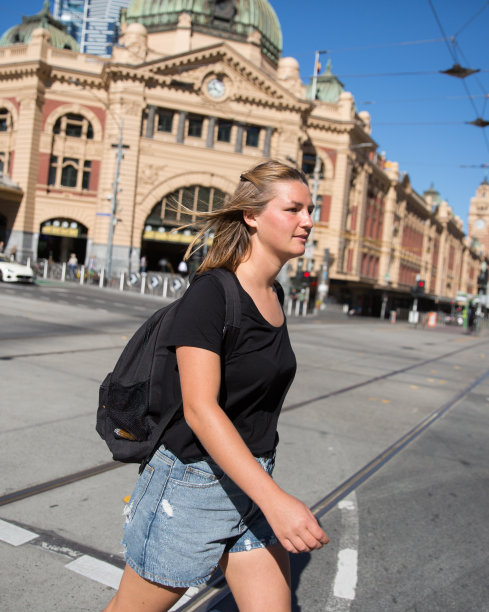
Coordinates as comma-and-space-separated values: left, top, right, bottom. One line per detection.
0, 280, 488, 611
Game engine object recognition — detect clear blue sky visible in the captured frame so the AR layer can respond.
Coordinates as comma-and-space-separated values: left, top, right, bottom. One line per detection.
2, 0, 489, 228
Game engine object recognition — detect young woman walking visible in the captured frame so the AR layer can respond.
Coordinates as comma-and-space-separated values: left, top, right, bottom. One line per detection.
104, 160, 329, 612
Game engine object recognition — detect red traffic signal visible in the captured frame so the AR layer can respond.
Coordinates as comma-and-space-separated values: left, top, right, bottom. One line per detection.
416, 279, 425, 294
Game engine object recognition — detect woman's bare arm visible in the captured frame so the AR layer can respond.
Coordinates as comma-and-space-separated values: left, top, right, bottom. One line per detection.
176, 345, 329, 553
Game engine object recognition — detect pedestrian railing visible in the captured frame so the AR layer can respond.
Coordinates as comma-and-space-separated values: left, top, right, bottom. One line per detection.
33, 260, 189, 300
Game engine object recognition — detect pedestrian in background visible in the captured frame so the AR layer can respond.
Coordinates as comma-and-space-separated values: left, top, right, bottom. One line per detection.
105, 160, 329, 612
140, 255, 147, 274
67, 253, 78, 280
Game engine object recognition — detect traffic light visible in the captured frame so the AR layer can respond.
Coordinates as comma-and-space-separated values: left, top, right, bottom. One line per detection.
411, 279, 425, 296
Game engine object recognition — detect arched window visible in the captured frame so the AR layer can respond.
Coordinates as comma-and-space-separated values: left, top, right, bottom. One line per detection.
0, 108, 12, 132
53, 113, 94, 139
48, 113, 94, 190
0, 108, 14, 175
147, 185, 226, 228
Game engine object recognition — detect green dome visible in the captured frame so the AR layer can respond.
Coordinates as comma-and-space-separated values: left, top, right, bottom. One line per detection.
0, 0, 79, 51
306, 59, 345, 103
122, 0, 282, 63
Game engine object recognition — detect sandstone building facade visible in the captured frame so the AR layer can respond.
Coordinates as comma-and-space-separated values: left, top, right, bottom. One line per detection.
0, 0, 484, 314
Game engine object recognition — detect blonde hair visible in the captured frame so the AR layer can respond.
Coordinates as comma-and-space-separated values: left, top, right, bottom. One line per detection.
184, 160, 308, 273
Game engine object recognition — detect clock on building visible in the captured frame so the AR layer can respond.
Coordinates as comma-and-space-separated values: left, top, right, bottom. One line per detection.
207, 78, 226, 99
475, 218, 486, 230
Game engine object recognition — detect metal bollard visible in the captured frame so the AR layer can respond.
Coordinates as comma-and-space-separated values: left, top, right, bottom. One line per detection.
43, 261, 48, 279
61, 262, 66, 282
119, 272, 124, 291
99, 268, 105, 287
80, 265, 85, 285
141, 273, 146, 294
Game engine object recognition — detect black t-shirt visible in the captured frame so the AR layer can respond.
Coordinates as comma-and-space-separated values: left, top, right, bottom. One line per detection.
162, 271, 297, 461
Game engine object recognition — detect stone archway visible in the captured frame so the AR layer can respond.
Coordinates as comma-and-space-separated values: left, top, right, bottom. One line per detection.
38, 218, 88, 263
141, 184, 227, 273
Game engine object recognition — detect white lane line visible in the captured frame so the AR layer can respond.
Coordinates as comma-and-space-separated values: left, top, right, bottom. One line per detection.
326, 493, 359, 611
0, 518, 39, 546
66, 555, 123, 590
334, 549, 358, 599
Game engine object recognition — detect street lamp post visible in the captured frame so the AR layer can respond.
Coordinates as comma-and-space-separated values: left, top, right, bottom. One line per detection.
311, 50, 328, 100
106, 119, 127, 283
68, 78, 128, 284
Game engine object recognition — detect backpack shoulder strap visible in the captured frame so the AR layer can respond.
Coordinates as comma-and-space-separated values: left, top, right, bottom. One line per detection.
273, 280, 285, 307
208, 267, 241, 331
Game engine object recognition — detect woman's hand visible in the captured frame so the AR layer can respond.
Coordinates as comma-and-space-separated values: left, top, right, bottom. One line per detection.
260, 489, 329, 554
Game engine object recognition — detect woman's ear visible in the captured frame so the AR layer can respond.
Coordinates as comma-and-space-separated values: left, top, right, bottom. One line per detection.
243, 210, 258, 229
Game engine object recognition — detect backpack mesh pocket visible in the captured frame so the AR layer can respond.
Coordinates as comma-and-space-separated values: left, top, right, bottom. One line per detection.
106, 380, 151, 442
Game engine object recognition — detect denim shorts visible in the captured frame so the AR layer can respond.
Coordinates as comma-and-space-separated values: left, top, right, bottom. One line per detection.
122, 445, 278, 587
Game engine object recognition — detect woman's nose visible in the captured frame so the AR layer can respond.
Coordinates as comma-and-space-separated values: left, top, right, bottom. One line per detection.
301, 209, 313, 228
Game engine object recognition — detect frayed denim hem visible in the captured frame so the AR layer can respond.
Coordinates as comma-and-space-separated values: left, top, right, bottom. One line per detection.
124, 554, 217, 588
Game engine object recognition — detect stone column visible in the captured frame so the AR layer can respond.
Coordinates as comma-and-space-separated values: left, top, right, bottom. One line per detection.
206, 116, 216, 148
263, 126, 273, 157
234, 123, 244, 153
145, 105, 156, 138
176, 111, 187, 143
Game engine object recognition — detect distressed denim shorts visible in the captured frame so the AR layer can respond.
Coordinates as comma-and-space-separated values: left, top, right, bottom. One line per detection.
122, 445, 278, 588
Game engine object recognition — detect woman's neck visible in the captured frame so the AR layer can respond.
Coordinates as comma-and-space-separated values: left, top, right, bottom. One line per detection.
236, 256, 280, 290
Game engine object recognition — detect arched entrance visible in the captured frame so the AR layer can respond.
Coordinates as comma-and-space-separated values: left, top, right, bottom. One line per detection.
141, 185, 226, 273
38, 218, 88, 263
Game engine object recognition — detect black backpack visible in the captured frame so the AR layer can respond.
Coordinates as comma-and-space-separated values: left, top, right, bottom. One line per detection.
96, 268, 241, 467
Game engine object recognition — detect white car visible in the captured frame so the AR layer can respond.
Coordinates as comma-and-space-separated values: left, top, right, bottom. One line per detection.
0, 254, 34, 283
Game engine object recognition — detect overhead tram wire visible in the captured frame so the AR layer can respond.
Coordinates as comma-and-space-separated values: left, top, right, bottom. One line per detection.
452, 0, 489, 39
319, 37, 447, 53
428, 0, 489, 139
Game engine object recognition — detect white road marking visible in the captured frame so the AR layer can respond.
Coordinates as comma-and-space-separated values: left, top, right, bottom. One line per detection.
326, 493, 359, 611
334, 549, 358, 599
65, 555, 123, 590
0, 518, 39, 546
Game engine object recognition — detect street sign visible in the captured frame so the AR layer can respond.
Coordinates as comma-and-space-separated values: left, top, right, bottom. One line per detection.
171, 278, 183, 292
149, 275, 160, 289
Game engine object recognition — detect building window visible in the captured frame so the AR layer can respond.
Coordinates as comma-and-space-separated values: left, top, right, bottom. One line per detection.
0, 157, 4, 172
301, 152, 324, 177
188, 115, 204, 138
61, 158, 78, 188
157, 109, 174, 133
217, 120, 232, 143
147, 185, 227, 229
53, 113, 94, 139
48, 155, 91, 190
82, 161, 92, 190
0, 108, 12, 132
48, 113, 96, 190
245, 125, 260, 147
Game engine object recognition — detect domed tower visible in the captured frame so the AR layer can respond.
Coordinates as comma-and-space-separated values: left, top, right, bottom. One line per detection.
468, 177, 489, 254
306, 59, 345, 102
0, 0, 79, 51
120, 0, 282, 68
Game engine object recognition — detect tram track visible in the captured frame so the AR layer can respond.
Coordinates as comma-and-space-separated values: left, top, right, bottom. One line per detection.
0, 337, 485, 509
1, 354, 485, 611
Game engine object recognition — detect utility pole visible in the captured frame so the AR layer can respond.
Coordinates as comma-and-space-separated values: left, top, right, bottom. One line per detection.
311, 50, 327, 100
106, 120, 128, 283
